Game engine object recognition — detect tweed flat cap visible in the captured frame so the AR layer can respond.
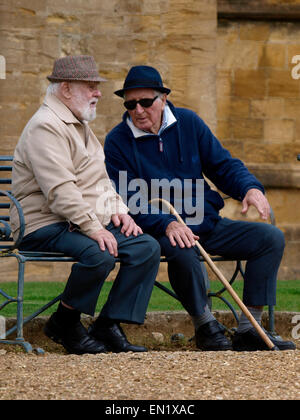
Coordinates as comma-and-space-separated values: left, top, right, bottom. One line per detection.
47, 55, 106, 83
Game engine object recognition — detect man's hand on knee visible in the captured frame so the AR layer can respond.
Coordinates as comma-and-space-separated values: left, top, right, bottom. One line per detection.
89, 229, 118, 257
111, 214, 143, 237
165, 221, 199, 248
241, 188, 271, 221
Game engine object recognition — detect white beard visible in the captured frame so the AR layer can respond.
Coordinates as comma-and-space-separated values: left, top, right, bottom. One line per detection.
72, 89, 98, 122
81, 105, 97, 122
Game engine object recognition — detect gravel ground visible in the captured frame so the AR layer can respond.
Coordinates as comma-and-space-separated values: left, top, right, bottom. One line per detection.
1, 311, 300, 401
0, 348, 299, 400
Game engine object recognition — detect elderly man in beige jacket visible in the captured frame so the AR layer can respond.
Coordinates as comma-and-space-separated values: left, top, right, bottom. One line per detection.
11, 56, 160, 355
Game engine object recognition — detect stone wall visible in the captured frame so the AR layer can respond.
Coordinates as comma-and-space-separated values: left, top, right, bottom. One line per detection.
216, 1, 300, 279
0, 0, 217, 154
0, 0, 217, 282
0, 0, 299, 282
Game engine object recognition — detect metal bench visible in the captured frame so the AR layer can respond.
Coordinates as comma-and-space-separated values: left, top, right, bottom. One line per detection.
0, 155, 275, 353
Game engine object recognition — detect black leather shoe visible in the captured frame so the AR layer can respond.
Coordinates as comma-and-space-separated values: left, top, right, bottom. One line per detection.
89, 322, 148, 353
232, 327, 296, 351
195, 320, 233, 351
44, 314, 109, 355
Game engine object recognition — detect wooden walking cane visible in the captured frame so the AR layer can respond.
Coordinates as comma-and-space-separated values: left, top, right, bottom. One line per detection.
150, 198, 278, 351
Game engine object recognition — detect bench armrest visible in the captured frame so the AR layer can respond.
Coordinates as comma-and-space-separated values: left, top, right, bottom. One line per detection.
0, 190, 25, 250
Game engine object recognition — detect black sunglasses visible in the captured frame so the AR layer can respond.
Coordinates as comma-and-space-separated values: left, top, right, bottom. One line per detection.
124, 96, 158, 110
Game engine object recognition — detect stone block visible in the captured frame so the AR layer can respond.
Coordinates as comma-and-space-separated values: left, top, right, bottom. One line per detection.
239, 22, 270, 41
218, 39, 262, 70
244, 142, 282, 164
216, 120, 231, 141
284, 98, 300, 119
161, 40, 193, 66
162, 12, 216, 37
266, 190, 300, 225
234, 69, 266, 98
46, 0, 113, 14
230, 98, 250, 118
190, 38, 217, 66
259, 44, 286, 69
247, 163, 300, 189
231, 118, 263, 140
268, 24, 287, 43
268, 69, 300, 98
284, 23, 300, 43
280, 238, 300, 280
218, 20, 239, 42
294, 120, 300, 141
170, 0, 216, 15
264, 119, 295, 143
251, 98, 283, 119
114, 0, 142, 14
142, 0, 168, 14
122, 14, 161, 35
282, 141, 300, 162
218, 98, 250, 128
281, 224, 300, 242
217, 70, 232, 97
217, 96, 231, 119
221, 140, 245, 159
0, 10, 46, 30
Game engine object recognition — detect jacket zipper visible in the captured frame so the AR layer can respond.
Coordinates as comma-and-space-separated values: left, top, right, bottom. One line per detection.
159, 137, 163, 152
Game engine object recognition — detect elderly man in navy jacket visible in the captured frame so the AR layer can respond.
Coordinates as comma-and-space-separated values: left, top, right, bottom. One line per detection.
104, 65, 295, 351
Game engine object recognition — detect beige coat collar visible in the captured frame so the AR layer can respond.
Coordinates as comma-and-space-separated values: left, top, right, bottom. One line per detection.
44, 93, 82, 125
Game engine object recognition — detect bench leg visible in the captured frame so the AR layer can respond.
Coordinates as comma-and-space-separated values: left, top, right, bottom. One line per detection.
268, 305, 275, 334
0, 255, 44, 354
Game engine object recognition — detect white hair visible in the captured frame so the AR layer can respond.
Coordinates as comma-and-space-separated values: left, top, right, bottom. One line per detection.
46, 82, 61, 96
154, 90, 165, 98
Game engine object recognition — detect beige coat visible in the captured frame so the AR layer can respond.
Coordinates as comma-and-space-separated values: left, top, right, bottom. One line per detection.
10, 93, 128, 239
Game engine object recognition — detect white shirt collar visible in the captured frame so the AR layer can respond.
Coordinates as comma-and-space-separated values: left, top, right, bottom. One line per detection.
126, 104, 177, 138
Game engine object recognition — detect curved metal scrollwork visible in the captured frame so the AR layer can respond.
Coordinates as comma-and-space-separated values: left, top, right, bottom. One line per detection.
0, 219, 11, 240
0, 190, 25, 250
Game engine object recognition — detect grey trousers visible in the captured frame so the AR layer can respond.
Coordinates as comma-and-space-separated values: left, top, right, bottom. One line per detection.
19, 222, 161, 323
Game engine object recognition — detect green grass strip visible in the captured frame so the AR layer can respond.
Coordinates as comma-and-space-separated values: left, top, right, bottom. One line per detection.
0, 280, 299, 318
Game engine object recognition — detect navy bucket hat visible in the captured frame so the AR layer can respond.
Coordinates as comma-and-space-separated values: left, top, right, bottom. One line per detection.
114, 65, 171, 97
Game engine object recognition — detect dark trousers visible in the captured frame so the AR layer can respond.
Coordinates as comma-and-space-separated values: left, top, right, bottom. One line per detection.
156, 218, 285, 316
19, 222, 161, 323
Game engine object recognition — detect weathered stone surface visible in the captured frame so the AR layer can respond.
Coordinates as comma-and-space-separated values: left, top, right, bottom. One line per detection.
0, 0, 300, 282
216, 13, 300, 280
247, 163, 300, 189
0, 0, 217, 151
220, 197, 300, 279
234, 69, 267, 99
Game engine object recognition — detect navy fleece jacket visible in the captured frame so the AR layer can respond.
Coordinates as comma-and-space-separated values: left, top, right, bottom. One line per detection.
104, 101, 264, 237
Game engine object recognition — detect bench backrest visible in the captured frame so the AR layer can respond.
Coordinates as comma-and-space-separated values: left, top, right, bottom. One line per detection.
0, 155, 25, 250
